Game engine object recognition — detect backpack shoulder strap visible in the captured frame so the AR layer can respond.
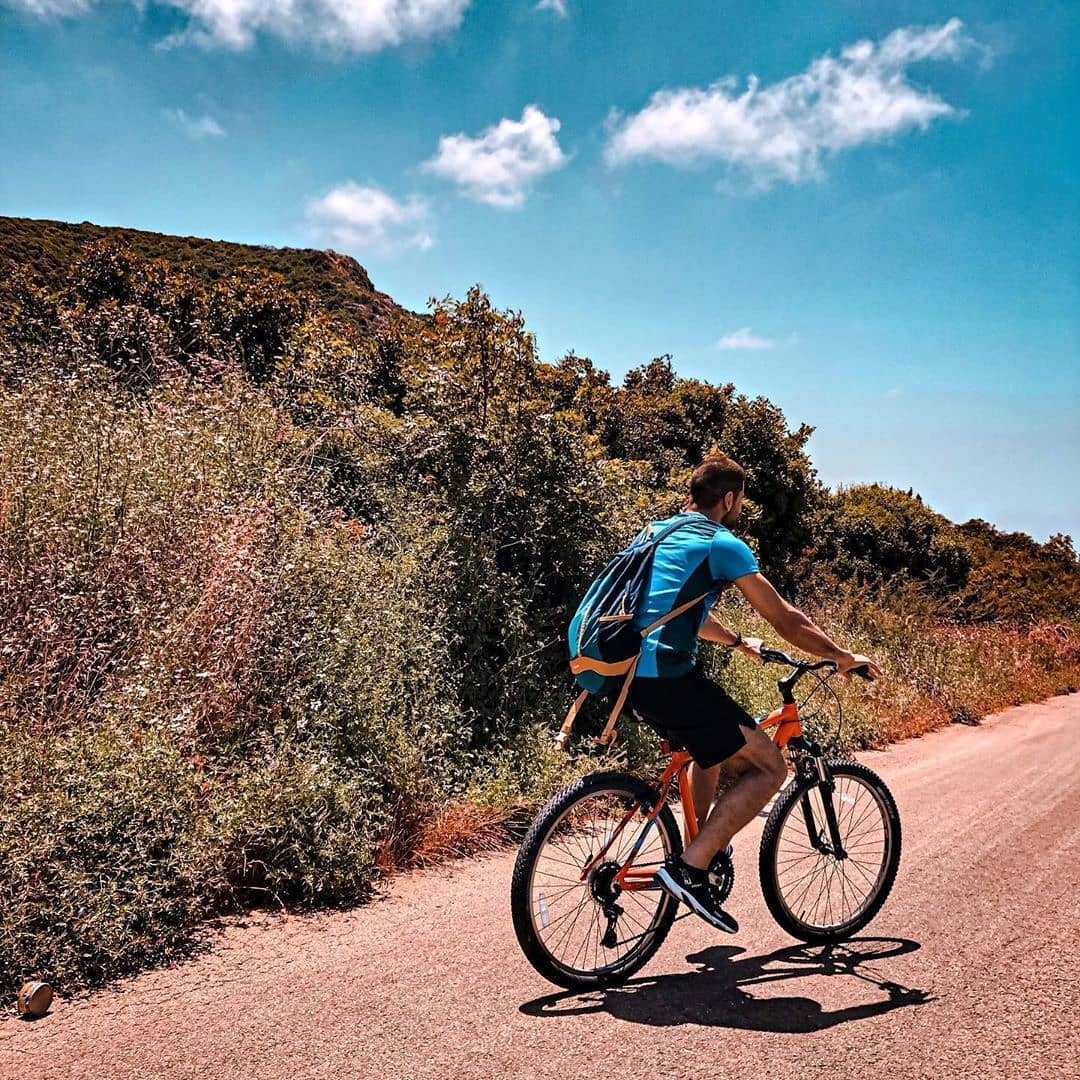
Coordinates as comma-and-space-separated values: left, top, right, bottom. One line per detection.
555, 689, 589, 748
631, 514, 717, 554
651, 515, 699, 544
556, 517, 721, 751
593, 589, 711, 747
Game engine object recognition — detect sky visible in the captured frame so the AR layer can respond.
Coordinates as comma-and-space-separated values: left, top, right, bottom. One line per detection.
2, 1, 1077, 542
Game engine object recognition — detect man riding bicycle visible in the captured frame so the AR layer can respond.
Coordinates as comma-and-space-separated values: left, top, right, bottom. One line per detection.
631, 453, 882, 933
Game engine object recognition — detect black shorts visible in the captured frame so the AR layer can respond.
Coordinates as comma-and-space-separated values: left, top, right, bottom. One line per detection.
628, 665, 754, 768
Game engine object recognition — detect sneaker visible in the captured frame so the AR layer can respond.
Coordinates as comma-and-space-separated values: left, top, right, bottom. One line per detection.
656, 859, 739, 933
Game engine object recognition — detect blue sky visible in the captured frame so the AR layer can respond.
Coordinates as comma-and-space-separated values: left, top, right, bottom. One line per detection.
2, 1, 1077, 541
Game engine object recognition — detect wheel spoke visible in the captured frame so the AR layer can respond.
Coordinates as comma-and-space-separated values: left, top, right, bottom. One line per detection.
523, 783, 676, 981
768, 767, 895, 933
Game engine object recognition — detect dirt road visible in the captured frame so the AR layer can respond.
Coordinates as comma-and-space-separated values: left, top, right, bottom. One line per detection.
4, 695, 1079, 1080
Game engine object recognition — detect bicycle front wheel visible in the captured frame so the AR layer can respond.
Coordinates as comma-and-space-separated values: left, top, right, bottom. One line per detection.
759, 760, 901, 943
510, 771, 682, 989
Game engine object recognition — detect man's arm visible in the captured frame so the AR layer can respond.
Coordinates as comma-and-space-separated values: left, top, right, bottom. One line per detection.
698, 611, 764, 661
734, 573, 882, 678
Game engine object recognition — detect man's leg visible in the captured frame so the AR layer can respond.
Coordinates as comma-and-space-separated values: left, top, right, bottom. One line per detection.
689, 761, 721, 831
682, 725, 786, 870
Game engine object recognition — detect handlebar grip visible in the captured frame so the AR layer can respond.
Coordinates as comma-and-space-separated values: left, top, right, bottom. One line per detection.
850, 664, 874, 681
760, 647, 793, 665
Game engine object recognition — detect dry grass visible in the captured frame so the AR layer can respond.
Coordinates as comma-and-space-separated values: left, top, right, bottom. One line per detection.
714, 592, 1080, 750
367, 611, 1080, 891
1, 368, 1076, 998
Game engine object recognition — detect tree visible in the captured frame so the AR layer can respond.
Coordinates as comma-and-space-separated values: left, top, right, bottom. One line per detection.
809, 484, 971, 597
957, 519, 1080, 622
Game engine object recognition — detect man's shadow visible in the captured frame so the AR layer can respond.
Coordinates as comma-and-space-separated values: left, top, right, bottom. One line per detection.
520, 937, 932, 1033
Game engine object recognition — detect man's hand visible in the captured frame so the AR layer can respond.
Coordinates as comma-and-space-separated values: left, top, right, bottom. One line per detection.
836, 652, 883, 680
735, 574, 883, 680
737, 636, 765, 662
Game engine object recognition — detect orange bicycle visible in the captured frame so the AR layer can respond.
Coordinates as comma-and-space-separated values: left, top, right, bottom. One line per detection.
510, 649, 901, 989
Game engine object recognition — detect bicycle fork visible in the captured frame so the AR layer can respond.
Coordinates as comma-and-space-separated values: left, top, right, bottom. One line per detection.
792, 743, 848, 860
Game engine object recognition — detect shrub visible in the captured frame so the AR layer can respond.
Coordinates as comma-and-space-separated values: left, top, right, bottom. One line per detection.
0, 238, 1075, 993
805, 484, 971, 600
0, 727, 204, 991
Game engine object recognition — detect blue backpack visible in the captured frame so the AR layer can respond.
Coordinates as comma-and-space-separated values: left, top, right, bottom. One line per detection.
558, 516, 719, 748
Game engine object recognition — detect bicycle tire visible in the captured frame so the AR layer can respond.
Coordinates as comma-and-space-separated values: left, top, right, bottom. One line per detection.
759, 760, 901, 944
510, 770, 682, 989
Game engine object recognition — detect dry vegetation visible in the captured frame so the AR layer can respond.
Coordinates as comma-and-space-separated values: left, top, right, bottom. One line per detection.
1, 232, 1077, 995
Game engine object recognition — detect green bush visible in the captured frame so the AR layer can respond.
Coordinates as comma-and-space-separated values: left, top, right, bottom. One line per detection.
806, 484, 971, 598
0, 237, 1076, 993
0, 727, 203, 990
957, 519, 1080, 623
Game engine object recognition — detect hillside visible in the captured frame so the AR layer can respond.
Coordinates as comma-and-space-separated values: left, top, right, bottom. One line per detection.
0, 216, 405, 335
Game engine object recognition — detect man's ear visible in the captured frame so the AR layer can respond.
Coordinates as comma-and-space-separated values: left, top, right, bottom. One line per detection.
724, 491, 735, 513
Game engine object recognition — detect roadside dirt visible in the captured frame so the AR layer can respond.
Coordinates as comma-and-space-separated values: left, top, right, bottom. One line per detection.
4, 695, 1078, 1080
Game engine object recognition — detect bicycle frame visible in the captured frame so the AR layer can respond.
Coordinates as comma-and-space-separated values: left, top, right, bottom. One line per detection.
578, 701, 805, 893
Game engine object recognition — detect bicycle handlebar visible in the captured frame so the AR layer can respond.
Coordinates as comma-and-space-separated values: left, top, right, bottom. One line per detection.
760, 647, 832, 670
760, 648, 874, 681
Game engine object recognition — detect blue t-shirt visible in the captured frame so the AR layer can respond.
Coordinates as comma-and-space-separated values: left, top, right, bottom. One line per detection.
633, 511, 759, 678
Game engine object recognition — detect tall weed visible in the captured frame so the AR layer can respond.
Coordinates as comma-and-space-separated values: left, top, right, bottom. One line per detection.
1, 304, 1076, 995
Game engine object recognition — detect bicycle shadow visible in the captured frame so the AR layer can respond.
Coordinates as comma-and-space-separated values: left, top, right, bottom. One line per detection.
520, 937, 932, 1033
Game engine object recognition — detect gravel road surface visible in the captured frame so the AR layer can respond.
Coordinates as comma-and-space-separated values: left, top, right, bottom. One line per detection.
4, 694, 1078, 1080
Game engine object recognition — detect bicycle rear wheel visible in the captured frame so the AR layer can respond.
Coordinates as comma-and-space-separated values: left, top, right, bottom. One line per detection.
759, 760, 901, 943
510, 771, 682, 989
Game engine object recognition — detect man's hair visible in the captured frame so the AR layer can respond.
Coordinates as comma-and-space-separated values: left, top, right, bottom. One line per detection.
689, 454, 746, 510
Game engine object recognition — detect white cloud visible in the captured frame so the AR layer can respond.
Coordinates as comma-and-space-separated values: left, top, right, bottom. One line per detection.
535, 0, 567, 16
715, 327, 775, 351
166, 107, 226, 139
423, 105, 568, 208
6, 0, 89, 14
606, 19, 977, 186
6, 0, 472, 53
307, 182, 432, 253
